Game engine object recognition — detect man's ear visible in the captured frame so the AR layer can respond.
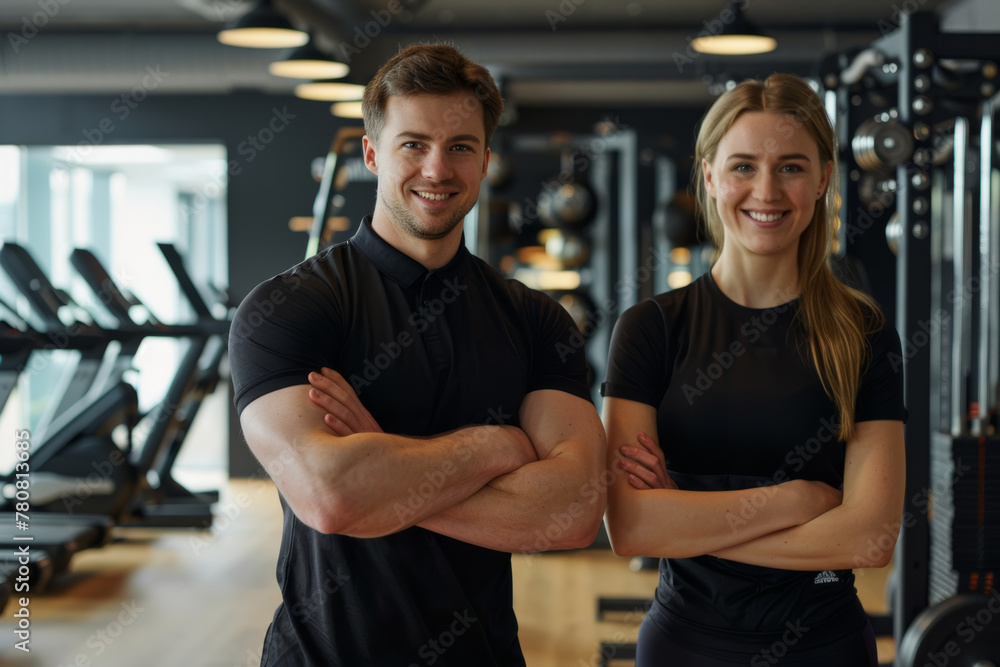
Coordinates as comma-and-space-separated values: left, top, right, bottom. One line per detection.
481, 147, 491, 180
362, 135, 378, 175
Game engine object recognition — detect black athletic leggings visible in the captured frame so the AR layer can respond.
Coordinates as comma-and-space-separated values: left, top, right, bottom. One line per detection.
634, 615, 878, 666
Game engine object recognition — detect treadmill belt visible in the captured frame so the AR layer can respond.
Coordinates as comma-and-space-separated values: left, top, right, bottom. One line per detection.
0, 547, 55, 593
0, 515, 105, 572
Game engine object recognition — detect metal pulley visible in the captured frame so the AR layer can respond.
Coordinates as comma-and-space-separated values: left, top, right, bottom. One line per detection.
852, 117, 915, 172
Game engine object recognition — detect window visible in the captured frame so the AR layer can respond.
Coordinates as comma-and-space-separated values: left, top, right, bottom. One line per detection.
0, 144, 228, 488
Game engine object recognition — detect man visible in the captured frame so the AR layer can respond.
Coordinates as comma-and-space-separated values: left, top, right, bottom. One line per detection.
230, 43, 606, 666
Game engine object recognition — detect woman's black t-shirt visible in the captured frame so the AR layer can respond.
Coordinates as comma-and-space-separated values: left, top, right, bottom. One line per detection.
601, 271, 906, 651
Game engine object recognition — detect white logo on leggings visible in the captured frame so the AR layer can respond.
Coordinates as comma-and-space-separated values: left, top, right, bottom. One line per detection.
813, 570, 839, 584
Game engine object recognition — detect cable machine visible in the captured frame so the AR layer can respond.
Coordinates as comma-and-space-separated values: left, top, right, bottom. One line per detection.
824, 11, 1000, 665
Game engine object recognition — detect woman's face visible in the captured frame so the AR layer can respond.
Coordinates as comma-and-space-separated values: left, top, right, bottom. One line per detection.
703, 111, 832, 263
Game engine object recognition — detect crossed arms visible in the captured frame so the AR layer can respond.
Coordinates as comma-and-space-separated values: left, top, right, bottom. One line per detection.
242, 366, 904, 567
602, 397, 906, 570
240, 368, 607, 552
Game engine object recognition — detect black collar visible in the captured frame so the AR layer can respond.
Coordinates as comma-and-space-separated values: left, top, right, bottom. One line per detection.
350, 216, 471, 288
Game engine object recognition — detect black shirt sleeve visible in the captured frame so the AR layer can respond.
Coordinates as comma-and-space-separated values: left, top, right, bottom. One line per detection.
229, 268, 343, 415
522, 285, 593, 403
856, 321, 908, 423
600, 298, 671, 406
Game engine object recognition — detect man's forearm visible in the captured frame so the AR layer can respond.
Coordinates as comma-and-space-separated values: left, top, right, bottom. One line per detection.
243, 384, 539, 538
416, 452, 606, 552
274, 424, 531, 537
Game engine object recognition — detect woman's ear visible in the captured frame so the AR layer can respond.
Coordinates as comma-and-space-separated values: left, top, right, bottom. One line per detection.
818, 159, 833, 199
702, 159, 716, 198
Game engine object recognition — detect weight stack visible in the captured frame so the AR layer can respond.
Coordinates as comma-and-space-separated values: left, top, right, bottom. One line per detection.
928, 433, 1000, 604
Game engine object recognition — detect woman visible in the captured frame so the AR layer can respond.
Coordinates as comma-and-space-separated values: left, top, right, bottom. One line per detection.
601, 73, 906, 665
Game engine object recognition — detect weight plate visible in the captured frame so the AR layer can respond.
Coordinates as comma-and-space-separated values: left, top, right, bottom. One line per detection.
872, 120, 915, 168
852, 118, 915, 172
853, 119, 884, 172
858, 173, 896, 211
896, 593, 1000, 667
537, 178, 596, 228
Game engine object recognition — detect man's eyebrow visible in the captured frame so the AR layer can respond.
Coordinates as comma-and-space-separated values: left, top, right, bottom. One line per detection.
393, 131, 482, 144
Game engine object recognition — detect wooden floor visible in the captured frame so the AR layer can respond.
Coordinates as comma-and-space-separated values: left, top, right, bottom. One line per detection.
0, 479, 896, 666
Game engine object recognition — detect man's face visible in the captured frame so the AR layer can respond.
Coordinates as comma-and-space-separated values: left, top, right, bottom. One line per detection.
364, 92, 490, 242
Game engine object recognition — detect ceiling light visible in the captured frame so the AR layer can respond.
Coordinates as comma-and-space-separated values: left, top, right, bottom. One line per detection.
295, 81, 366, 101
691, 1, 776, 55
331, 101, 364, 118
217, 0, 309, 49
269, 40, 349, 79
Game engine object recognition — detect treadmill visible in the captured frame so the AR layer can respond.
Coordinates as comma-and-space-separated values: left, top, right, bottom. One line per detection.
0, 244, 113, 445
0, 242, 141, 520
0, 243, 228, 528
0, 291, 114, 597
68, 244, 229, 527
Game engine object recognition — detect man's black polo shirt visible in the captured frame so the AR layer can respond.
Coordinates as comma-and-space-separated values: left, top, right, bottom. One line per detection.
230, 217, 592, 666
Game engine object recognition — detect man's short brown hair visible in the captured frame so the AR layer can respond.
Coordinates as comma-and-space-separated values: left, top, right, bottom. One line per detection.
362, 43, 504, 146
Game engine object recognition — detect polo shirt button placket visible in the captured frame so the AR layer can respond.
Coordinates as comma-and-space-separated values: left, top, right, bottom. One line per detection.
417, 273, 450, 368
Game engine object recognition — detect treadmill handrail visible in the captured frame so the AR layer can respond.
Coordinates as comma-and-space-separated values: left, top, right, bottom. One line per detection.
69, 248, 141, 328
156, 243, 215, 320
0, 243, 106, 346
0, 243, 69, 331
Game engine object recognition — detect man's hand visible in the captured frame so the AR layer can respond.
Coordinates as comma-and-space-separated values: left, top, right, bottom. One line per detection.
617, 431, 678, 490
417, 389, 605, 551
243, 375, 559, 538
307, 367, 383, 435
306, 367, 535, 468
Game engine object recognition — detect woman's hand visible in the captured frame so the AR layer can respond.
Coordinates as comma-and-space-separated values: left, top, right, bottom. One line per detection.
617, 431, 678, 490
307, 367, 384, 435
